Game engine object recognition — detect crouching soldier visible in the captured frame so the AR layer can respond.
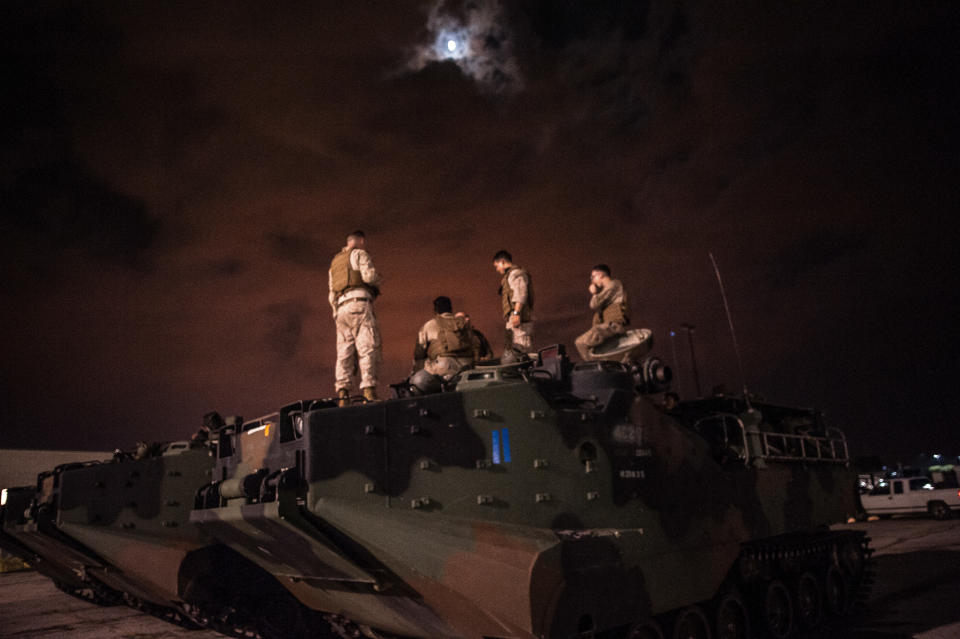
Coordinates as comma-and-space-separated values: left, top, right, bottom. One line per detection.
413, 296, 474, 380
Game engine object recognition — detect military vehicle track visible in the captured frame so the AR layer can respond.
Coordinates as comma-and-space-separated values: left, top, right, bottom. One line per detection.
736, 529, 874, 638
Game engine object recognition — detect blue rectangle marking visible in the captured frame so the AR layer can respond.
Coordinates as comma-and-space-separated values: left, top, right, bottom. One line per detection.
491, 430, 501, 465
501, 428, 511, 463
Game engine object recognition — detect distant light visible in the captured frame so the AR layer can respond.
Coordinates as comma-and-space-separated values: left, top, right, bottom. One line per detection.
0, 488, 6, 506
670, 331, 676, 337
933, 453, 942, 460
447, 39, 457, 52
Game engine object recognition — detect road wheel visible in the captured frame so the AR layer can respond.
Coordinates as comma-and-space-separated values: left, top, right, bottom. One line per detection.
838, 538, 866, 579
627, 618, 666, 639
671, 605, 712, 639
793, 572, 823, 630
758, 579, 794, 639
713, 590, 750, 639
823, 565, 848, 617
929, 501, 951, 520
257, 593, 310, 639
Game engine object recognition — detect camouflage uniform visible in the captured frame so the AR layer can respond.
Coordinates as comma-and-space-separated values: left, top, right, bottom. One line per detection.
575, 277, 629, 361
328, 247, 382, 393
412, 312, 474, 380
500, 266, 534, 362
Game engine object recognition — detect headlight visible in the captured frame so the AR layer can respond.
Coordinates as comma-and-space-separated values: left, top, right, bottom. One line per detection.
1, 488, 7, 507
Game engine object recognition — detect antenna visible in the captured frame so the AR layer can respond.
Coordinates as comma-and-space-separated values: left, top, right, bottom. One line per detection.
680, 323, 702, 398
709, 252, 750, 404
669, 330, 680, 394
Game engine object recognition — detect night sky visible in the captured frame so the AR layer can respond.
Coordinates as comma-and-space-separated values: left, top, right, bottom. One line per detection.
2, 1, 958, 459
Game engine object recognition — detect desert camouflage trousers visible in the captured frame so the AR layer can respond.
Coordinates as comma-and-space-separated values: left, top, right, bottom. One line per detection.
575, 321, 626, 361
335, 298, 381, 392
502, 320, 534, 363
425, 355, 473, 380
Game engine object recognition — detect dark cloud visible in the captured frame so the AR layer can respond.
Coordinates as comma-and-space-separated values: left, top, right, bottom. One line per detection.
266, 229, 337, 272
0, 1, 958, 461
520, 0, 653, 46
206, 257, 247, 278
768, 230, 872, 289
1, 161, 159, 269
264, 299, 309, 361
1, 2, 159, 274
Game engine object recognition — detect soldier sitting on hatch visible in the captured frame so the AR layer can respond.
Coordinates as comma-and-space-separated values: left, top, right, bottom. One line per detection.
574, 264, 630, 361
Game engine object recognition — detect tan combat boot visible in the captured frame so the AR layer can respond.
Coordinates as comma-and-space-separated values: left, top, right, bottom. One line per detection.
337, 388, 350, 408
361, 386, 379, 403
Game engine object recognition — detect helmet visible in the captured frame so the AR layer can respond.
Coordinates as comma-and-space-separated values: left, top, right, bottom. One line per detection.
409, 369, 444, 395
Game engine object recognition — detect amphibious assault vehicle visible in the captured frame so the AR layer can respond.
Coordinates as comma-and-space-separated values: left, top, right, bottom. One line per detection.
1, 342, 870, 639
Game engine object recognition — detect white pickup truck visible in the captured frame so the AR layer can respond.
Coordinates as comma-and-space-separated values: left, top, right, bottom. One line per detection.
861, 473, 960, 520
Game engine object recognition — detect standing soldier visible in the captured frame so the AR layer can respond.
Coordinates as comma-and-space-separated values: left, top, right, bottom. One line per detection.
574, 264, 629, 361
492, 250, 534, 363
328, 230, 382, 405
412, 296, 474, 380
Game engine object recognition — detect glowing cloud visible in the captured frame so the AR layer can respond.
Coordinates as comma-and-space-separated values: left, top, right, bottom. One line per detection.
405, 0, 523, 94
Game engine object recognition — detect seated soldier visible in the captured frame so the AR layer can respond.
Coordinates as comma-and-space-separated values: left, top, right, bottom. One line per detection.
413, 296, 474, 380
575, 264, 630, 361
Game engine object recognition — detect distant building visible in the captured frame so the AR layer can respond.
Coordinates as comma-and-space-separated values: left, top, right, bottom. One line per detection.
1, 448, 111, 571
0, 448, 111, 490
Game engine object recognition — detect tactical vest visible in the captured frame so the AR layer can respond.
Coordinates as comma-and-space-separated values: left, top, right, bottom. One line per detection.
595, 299, 629, 326
426, 315, 473, 359
499, 266, 534, 321
329, 249, 375, 298
593, 282, 629, 326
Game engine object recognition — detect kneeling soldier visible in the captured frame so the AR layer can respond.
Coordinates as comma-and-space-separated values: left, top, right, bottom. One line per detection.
413, 296, 474, 380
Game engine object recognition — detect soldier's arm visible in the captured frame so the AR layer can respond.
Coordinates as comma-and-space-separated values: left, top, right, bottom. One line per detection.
328, 269, 337, 316
610, 279, 626, 305
589, 281, 618, 310
508, 270, 528, 308
412, 327, 428, 372
476, 330, 494, 360
352, 249, 382, 288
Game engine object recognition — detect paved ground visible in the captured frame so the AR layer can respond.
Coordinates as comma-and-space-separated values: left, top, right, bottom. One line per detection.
821, 517, 960, 639
1, 517, 958, 638
0, 569, 224, 638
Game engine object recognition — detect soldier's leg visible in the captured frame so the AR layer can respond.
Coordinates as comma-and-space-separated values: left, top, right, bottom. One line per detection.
501, 322, 524, 363
574, 327, 597, 361
355, 303, 382, 392
594, 321, 625, 343
428, 356, 465, 380
334, 306, 359, 393
512, 321, 533, 355
503, 323, 534, 363
576, 322, 626, 361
